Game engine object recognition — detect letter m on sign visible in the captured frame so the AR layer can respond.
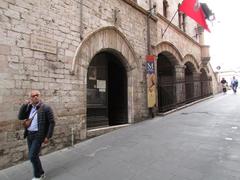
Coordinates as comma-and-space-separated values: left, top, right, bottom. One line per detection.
146, 62, 154, 74
146, 55, 155, 74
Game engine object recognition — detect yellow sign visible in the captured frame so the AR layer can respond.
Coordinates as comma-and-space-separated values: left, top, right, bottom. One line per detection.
146, 55, 156, 108
147, 74, 156, 107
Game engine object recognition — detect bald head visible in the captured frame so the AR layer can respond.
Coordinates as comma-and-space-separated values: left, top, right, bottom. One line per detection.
29, 90, 41, 105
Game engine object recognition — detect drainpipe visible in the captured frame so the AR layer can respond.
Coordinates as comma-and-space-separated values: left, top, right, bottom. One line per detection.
147, 0, 152, 54
147, 0, 156, 118
80, 0, 83, 40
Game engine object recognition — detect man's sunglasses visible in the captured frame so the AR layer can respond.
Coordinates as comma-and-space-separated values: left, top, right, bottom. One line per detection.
31, 94, 39, 98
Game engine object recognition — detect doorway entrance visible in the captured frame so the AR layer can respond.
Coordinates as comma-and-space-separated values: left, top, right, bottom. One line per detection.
87, 51, 128, 128
157, 54, 176, 112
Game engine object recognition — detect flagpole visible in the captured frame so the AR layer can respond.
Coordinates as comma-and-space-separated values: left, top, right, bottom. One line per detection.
161, 9, 178, 38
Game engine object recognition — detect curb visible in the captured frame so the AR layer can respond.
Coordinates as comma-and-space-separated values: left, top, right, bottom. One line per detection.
156, 95, 214, 116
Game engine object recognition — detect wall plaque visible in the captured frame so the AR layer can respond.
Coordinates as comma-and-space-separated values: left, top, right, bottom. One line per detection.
30, 35, 57, 54
97, 80, 106, 89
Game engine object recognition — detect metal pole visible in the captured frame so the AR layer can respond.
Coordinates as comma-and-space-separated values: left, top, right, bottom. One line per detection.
161, 9, 178, 38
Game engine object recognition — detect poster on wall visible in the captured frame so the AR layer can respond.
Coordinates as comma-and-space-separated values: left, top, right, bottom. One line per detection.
146, 55, 156, 108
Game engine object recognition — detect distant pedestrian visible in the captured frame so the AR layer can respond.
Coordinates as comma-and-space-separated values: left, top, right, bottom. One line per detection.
220, 77, 227, 94
18, 90, 55, 180
231, 76, 238, 94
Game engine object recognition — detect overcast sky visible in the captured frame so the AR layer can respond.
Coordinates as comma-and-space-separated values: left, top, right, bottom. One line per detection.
201, 0, 240, 71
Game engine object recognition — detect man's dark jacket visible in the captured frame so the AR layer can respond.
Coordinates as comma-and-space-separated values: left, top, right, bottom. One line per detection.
18, 103, 55, 141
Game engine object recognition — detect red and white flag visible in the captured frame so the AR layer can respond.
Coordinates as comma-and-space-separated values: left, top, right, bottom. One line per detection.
179, 0, 210, 32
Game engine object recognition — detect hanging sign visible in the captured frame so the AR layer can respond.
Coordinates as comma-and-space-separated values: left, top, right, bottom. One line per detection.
146, 55, 156, 108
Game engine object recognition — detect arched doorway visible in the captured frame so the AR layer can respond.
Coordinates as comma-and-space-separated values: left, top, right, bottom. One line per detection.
157, 53, 175, 112
87, 51, 128, 128
185, 62, 195, 103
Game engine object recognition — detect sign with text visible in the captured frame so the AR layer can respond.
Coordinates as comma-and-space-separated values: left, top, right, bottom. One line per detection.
146, 55, 156, 108
30, 35, 57, 54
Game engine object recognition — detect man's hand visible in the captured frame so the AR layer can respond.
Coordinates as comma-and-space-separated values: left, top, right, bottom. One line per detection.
24, 99, 32, 105
43, 137, 49, 144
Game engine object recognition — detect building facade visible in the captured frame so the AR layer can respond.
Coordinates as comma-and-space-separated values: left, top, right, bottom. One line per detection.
0, 0, 217, 168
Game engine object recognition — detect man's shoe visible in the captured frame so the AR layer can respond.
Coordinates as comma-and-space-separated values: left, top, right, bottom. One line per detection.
32, 174, 45, 180
40, 173, 46, 179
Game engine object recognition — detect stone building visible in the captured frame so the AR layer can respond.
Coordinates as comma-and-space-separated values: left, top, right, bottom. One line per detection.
0, 0, 217, 168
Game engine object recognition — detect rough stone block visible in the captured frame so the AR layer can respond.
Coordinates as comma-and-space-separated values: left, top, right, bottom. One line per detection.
32, 82, 44, 89
0, 44, 10, 55
4, 8, 20, 19
8, 55, 19, 62
0, 1, 8, 9
33, 51, 46, 60
0, 80, 15, 89
22, 48, 33, 57
10, 46, 22, 56
5, 0, 16, 5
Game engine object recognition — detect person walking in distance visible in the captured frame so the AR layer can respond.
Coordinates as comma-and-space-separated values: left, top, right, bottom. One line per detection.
231, 76, 238, 94
220, 77, 227, 94
18, 90, 55, 180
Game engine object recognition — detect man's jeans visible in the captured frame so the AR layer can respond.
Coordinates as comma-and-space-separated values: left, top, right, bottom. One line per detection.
27, 132, 44, 178
232, 86, 238, 93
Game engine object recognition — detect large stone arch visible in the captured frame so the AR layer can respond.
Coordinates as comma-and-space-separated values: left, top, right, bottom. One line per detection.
154, 41, 183, 65
183, 54, 200, 72
71, 26, 139, 125
71, 26, 139, 73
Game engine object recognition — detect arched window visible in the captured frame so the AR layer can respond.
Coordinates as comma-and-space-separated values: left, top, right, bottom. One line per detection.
163, 0, 169, 18
182, 14, 186, 32
178, 3, 182, 29
178, 3, 186, 32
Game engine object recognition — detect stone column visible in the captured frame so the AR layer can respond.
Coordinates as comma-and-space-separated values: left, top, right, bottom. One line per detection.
208, 76, 213, 95
175, 65, 186, 104
193, 72, 201, 99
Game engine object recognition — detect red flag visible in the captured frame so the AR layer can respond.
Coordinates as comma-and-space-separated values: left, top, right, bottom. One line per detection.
179, 0, 210, 32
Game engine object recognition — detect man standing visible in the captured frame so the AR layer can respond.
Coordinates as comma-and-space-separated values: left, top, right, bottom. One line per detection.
231, 76, 238, 94
18, 90, 55, 180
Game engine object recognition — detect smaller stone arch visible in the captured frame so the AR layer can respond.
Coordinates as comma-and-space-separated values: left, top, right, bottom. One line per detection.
200, 67, 209, 75
154, 42, 183, 112
184, 56, 200, 103
200, 68, 208, 78
154, 41, 183, 65
183, 54, 200, 72
200, 65, 210, 74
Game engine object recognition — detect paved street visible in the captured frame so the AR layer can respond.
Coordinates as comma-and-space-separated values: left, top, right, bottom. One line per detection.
1, 92, 240, 180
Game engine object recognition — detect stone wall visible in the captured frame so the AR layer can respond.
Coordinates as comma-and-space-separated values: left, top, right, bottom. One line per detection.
0, 0, 151, 169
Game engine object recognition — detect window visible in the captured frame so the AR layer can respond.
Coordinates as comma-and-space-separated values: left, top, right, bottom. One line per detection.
178, 4, 182, 29
182, 14, 186, 32
178, 3, 186, 32
163, 0, 169, 18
